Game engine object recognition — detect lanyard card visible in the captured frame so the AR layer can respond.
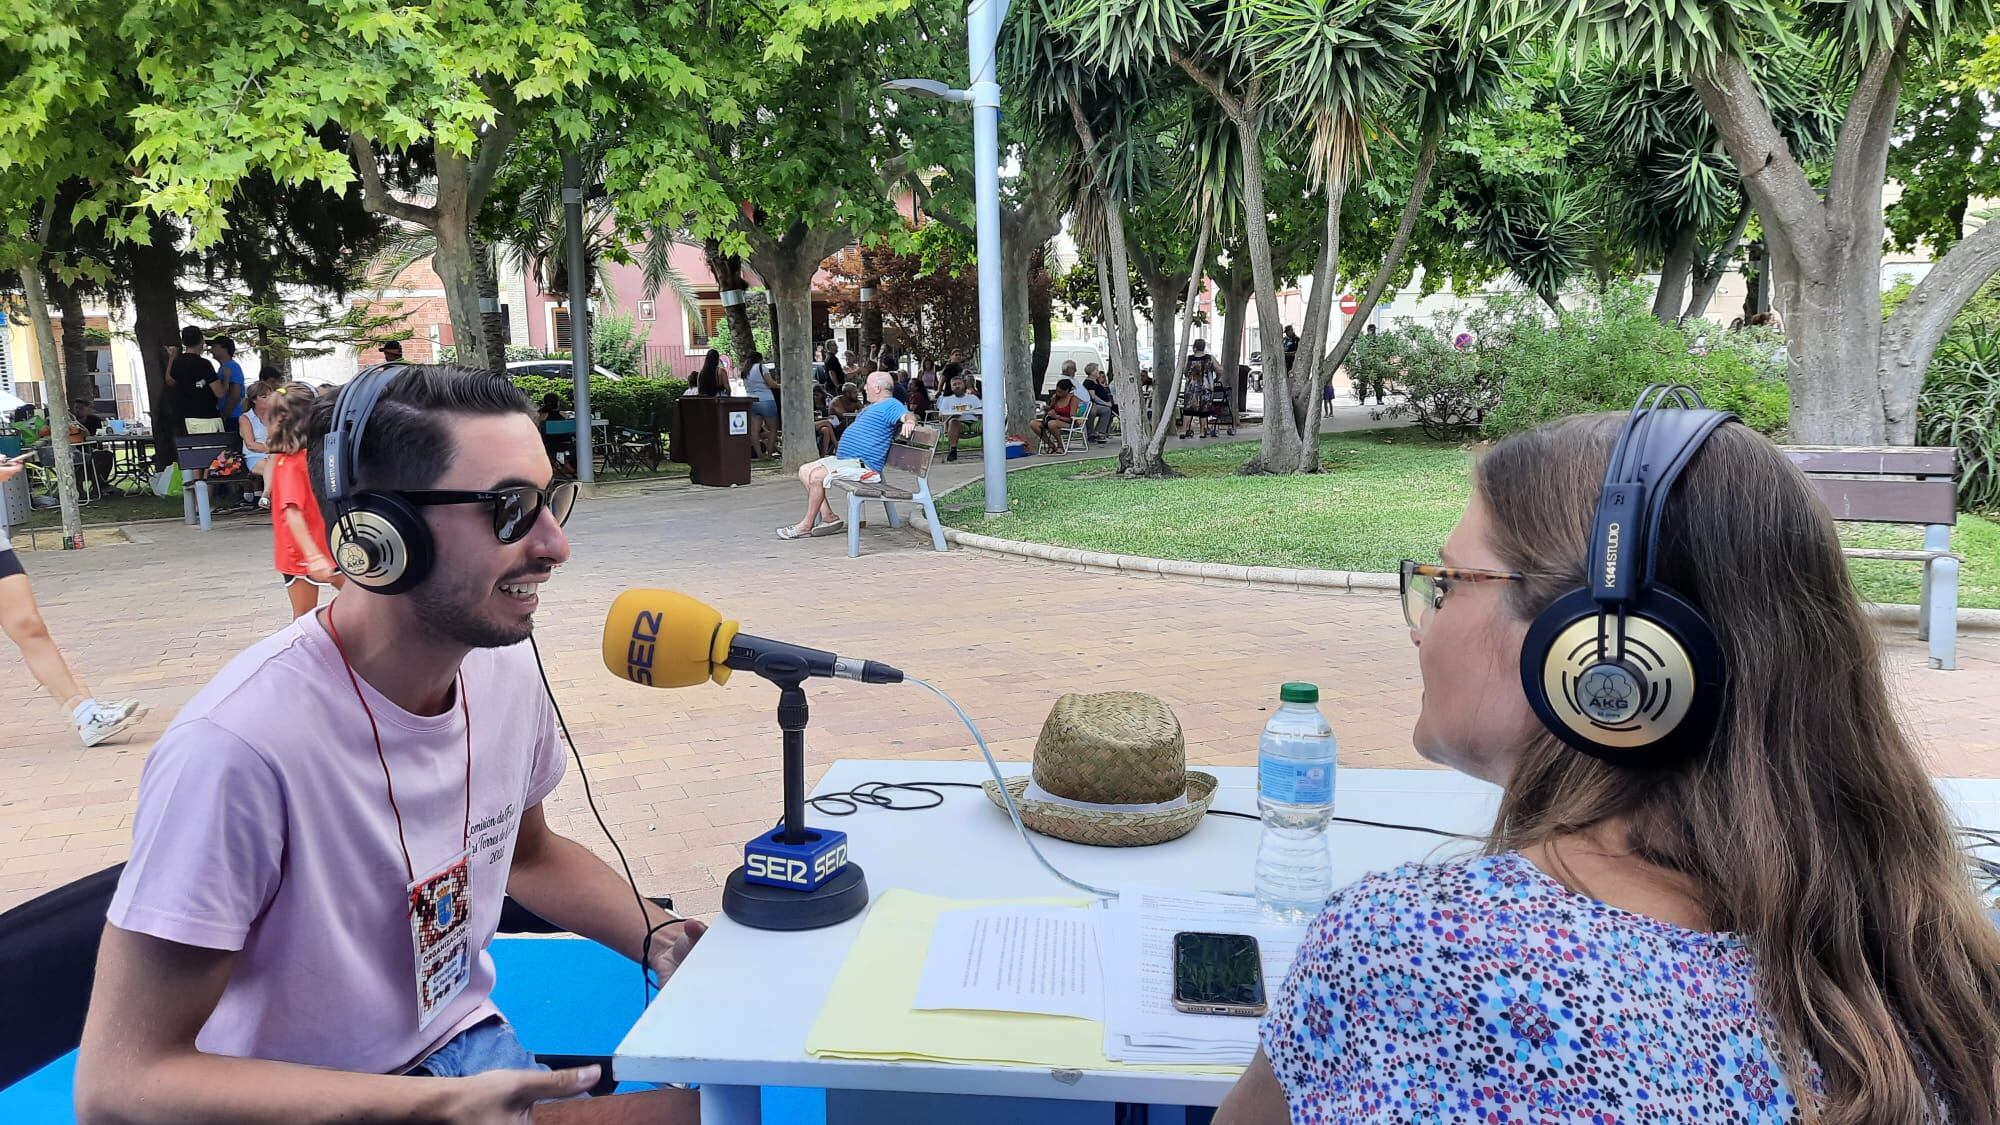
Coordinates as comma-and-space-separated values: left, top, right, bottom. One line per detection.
407, 849, 473, 1030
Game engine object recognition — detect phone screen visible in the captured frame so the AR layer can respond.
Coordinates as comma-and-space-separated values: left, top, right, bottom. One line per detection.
1172, 931, 1266, 1009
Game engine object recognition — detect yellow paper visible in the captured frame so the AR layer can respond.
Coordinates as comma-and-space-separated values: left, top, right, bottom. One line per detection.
804, 889, 1239, 1074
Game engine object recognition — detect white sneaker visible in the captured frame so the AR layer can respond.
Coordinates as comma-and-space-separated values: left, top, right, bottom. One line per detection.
77, 699, 146, 747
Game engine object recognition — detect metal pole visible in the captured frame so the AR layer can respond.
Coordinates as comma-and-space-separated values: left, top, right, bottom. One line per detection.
562, 147, 595, 484
969, 0, 1007, 515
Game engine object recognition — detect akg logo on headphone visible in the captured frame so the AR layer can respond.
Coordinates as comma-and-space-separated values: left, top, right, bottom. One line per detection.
337, 540, 373, 576
1578, 664, 1639, 724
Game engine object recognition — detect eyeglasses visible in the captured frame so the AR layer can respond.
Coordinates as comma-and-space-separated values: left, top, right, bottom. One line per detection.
1399, 559, 1525, 632
398, 481, 580, 544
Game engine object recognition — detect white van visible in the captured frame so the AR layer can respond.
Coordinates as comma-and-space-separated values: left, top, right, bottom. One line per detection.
1046, 340, 1105, 380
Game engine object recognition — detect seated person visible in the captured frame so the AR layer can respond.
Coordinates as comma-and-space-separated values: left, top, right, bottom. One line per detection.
934, 374, 981, 463
1214, 408, 2000, 1124
782, 371, 911, 540
11, 403, 49, 445
75, 366, 704, 1125
816, 382, 863, 457
538, 393, 565, 425
1081, 364, 1116, 439
70, 397, 117, 491
906, 374, 933, 419
1029, 379, 1082, 454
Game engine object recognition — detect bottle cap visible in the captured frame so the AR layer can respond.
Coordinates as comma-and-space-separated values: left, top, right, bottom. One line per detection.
1279, 682, 1319, 704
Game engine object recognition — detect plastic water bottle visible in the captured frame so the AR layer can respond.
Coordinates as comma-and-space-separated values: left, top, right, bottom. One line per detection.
1256, 682, 1337, 923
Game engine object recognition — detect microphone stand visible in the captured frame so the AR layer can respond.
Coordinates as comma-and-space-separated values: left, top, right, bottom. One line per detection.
721, 662, 870, 931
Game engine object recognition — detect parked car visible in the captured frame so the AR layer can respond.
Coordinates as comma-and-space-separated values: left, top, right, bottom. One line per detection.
506, 360, 625, 382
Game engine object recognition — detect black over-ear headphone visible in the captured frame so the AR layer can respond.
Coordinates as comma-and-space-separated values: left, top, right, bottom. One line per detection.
322, 364, 433, 595
1520, 384, 1732, 767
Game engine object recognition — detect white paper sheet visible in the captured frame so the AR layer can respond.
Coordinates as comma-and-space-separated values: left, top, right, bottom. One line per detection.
912, 904, 1105, 1020
1101, 886, 1307, 1065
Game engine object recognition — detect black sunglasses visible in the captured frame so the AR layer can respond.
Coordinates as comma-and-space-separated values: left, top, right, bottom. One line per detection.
397, 481, 580, 544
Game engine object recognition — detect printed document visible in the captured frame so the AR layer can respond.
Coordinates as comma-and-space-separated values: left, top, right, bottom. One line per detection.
913, 904, 1104, 1020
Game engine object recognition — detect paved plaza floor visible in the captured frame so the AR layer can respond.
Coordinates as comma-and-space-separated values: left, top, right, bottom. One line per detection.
5, 418, 1998, 916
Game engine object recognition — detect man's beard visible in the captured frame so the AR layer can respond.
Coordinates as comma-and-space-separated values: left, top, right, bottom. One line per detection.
409, 568, 534, 649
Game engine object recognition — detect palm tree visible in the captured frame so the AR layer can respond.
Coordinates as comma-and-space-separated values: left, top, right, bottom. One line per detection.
1448, 0, 2000, 444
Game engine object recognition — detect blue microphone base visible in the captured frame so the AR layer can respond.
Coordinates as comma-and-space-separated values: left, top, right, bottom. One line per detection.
723, 861, 869, 931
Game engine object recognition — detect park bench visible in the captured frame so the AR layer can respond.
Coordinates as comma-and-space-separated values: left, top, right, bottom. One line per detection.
174, 432, 240, 532
828, 424, 948, 558
1781, 445, 1961, 670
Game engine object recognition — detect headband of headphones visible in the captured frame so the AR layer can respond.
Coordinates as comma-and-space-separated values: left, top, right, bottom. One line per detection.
322, 364, 401, 509
1588, 384, 1734, 608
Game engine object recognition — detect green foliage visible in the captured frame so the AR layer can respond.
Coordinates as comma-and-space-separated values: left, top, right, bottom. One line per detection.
510, 374, 687, 432
1348, 317, 1500, 440
1473, 284, 1788, 438
1918, 334, 2000, 512
591, 313, 647, 379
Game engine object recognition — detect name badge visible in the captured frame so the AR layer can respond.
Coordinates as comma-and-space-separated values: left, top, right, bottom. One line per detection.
407, 849, 473, 1031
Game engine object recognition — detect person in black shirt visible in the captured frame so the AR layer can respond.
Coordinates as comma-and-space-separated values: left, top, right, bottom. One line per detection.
168, 326, 217, 435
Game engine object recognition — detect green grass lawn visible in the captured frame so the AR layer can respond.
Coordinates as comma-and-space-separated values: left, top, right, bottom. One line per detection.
938, 429, 2000, 610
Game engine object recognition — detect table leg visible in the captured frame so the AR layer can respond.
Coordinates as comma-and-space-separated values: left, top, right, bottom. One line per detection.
698, 1083, 760, 1125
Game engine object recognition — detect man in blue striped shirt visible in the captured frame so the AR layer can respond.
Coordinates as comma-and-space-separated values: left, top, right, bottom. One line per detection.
779, 371, 912, 540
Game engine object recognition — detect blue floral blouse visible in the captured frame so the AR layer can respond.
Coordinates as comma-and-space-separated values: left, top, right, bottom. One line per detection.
1259, 851, 1824, 1123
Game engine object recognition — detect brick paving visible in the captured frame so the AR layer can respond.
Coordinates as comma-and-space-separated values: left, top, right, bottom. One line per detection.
5, 412, 1998, 917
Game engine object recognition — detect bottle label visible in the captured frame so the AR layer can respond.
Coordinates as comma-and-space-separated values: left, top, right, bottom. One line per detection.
1260, 758, 1333, 805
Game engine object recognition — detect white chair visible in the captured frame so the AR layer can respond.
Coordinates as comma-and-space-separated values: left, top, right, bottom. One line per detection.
1062, 399, 1089, 453
828, 425, 949, 558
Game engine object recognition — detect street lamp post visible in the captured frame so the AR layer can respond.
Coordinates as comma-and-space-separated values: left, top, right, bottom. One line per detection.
883, 0, 1010, 515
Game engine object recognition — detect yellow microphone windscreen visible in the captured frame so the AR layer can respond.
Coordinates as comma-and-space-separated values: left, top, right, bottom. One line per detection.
603, 588, 740, 688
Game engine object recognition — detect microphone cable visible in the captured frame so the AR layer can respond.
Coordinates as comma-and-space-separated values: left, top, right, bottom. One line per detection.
531, 634, 686, 1008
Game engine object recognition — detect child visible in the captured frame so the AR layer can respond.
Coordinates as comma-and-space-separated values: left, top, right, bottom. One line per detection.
264, 382, 342, 618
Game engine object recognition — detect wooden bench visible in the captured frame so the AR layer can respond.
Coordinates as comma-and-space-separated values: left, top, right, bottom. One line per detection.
827, 425, 948, 558
1781, 445, 1961, 670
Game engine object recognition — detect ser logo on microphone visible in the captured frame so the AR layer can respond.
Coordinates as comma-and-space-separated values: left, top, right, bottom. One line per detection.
623, 610, 664, 686
746, 842, 848, 886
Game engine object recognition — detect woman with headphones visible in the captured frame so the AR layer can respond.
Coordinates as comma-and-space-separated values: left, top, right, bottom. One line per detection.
1217, 391, 2000, 1123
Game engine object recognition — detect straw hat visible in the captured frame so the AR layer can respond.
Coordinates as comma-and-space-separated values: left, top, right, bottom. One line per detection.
983, 692, 1217, 847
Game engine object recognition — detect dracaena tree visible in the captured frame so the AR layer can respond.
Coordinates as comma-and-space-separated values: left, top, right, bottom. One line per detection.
1450, 0, 2000, 444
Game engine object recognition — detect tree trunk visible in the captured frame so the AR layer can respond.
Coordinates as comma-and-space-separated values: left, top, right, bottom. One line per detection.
1030, 247, 1053, 404
126, 217, 181, 439
1881, 211, 2000, 441
1683, 203, 1751, 324
48, 272, 95, 405
1319, 129, 1440, 391
1136, 259, 1188, 424
1140, 223, 1210, 475
22, 262, 85, 545
1234, 110, 1305, 475
1652, 224, 1698, 323
1001, 230, 1039, 449
248, 277, 292, 379
1217, 271, 1248, 412
432, 220, 493, 370
748, 224, 847, 473
706, 239, 759, 376
1276, 183, 1344, 473
858, 246, 883, 361
476, 235, 506, 369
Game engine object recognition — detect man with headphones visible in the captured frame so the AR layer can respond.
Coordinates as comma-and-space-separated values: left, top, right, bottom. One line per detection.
76, 365, 702, 1123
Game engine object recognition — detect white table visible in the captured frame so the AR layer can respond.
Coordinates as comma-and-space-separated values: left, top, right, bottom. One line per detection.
614, 760, 2000, 1125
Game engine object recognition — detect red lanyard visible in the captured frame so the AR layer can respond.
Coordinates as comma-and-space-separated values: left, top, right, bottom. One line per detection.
324, 602, 472, 885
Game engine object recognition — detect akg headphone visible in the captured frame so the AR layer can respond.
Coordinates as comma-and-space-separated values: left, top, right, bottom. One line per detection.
322, 363, 434, 595
1521, 384, 1732, 768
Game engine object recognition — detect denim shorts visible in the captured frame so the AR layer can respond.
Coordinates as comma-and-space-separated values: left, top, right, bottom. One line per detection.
409, 1015, 582, 1101
750, 398, 779, 419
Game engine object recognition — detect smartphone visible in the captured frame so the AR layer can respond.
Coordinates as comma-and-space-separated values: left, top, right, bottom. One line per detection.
1171, 931, 1267, 1017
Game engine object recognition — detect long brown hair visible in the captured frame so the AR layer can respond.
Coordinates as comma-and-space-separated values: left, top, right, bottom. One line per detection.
1477, 413, 2000, 1123
264, 381, 321, 454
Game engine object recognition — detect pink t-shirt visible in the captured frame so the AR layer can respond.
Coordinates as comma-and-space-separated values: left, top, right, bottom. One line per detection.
108, 609, 566, 1074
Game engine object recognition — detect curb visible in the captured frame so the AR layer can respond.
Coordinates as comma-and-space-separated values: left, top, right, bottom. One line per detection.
918, 474, 2000, 631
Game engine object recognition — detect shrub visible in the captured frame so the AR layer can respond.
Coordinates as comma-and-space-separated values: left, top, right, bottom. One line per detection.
592, 312, 647, 379
510, 374, 687, 432
1477, 283, 1790, 440
1918, 334, 2000, 513
1356, 318, 1499, 440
